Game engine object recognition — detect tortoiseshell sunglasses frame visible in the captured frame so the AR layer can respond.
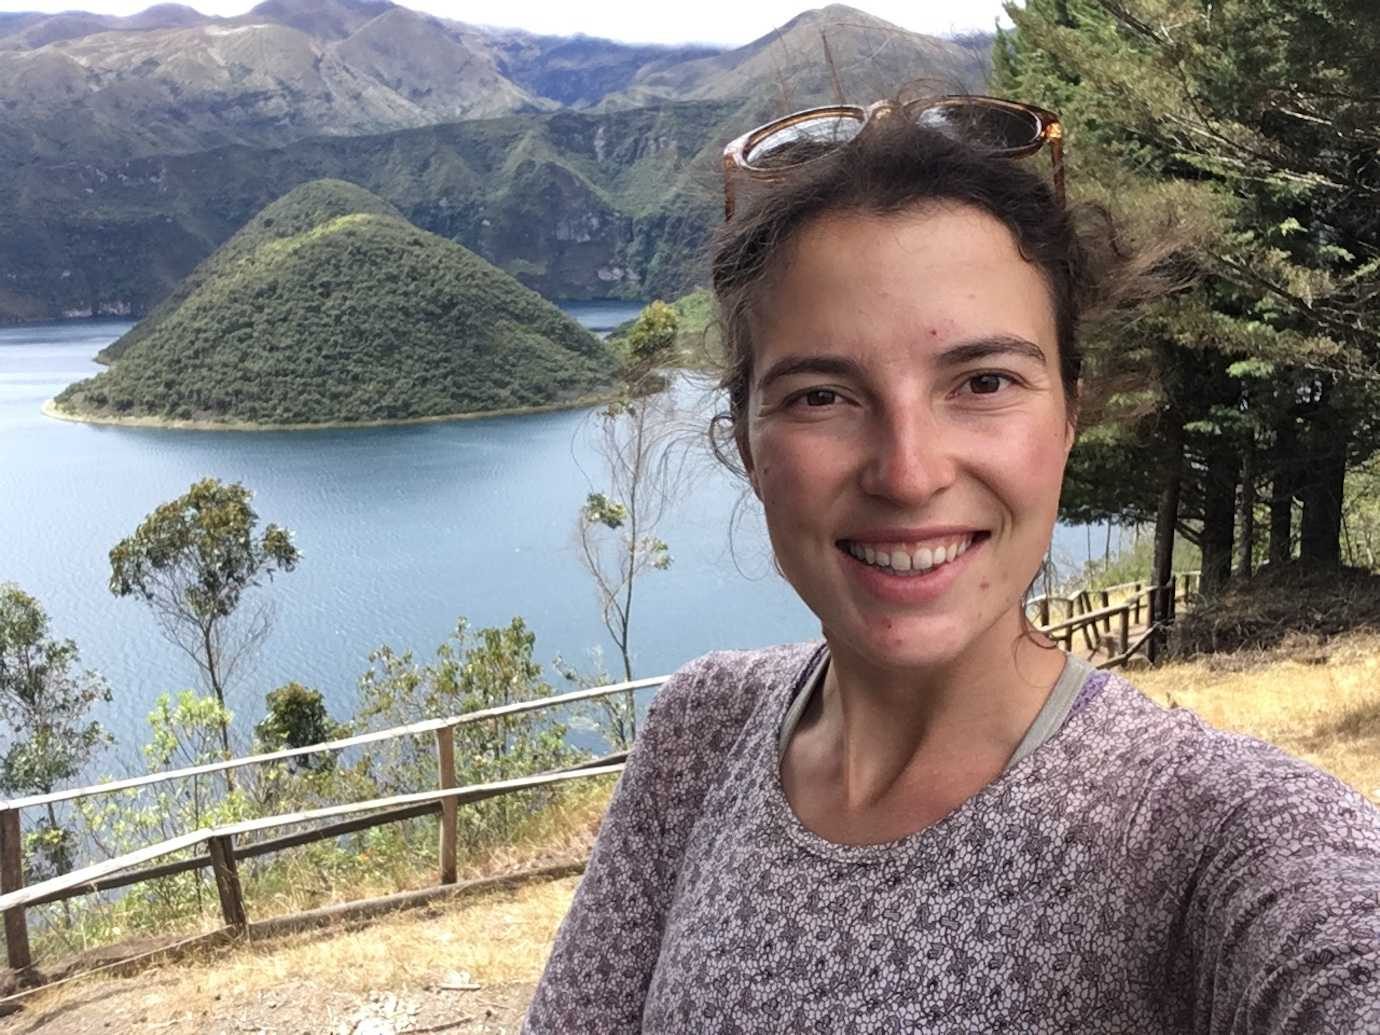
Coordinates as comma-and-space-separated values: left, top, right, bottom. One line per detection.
721, 95, 1064, 220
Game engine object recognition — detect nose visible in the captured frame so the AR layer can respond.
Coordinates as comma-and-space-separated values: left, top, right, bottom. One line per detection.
857, 406, 958, 505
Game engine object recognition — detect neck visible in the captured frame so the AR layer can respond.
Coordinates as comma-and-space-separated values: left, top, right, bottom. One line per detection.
816, 607, 1067, 811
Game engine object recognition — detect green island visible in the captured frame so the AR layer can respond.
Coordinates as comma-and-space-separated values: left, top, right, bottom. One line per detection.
50, 180, 619, 429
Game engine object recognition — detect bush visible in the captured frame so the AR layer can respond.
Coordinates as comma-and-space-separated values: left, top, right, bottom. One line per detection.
255, 682, 342, 772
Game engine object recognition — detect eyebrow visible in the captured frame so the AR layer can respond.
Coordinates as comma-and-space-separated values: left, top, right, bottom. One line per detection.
755, 335, 1049, 392
935, 335, 1048, 368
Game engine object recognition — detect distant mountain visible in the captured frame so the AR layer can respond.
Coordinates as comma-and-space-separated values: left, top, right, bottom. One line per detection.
0, 2, 988, 163
0, 102, 738, 322
607, 6, 989, 111
0, 2, 550, 163
53, 179, 617, 426
486, 30, 723, 108
0, 2, 995, 322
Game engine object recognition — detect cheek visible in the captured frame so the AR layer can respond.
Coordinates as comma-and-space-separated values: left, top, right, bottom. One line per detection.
1003, 421, 1071, 515
750, 430, 834, 524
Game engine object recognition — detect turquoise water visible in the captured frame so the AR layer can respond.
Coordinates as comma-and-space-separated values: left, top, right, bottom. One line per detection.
0, 310, 1104, 772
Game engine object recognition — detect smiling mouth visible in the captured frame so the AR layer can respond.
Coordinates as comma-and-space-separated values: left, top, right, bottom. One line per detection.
837, 532, 989, 575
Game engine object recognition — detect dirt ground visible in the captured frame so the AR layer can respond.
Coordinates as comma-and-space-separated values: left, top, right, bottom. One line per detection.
0, 871, 587, 1035
0, 973, 536, 1034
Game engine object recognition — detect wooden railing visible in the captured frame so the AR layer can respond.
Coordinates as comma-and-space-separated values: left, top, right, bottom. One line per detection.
1027, 570, 1201, 666
0, 571, 1203, 982
0, 675, 664, 976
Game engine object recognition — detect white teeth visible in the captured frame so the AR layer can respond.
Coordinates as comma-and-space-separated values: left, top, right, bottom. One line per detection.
846, 534, 978, 573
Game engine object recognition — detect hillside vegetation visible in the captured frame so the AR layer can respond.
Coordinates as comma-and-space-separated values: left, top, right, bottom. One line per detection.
53, 180, 616, 427
98, 179, 406, 364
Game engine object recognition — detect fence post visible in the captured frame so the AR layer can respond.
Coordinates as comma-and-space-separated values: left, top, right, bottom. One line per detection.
436, 725, 458, 886
1119, 606, 1129, 655
207, 834, 247, 935
1100, 590, 1111, 633
0, 809, 30, 971
1039, 597, 1050, 627
1133, 583, 1142, 624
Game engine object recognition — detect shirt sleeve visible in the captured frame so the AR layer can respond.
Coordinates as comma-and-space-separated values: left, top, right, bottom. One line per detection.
521, 666, 697, 1033
1186, 761, 1380, 1033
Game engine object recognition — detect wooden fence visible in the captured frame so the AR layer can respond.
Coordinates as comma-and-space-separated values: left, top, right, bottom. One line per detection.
0, 571, 1201, 982
0, 675, 662, 977
1026, 570, 1200, 665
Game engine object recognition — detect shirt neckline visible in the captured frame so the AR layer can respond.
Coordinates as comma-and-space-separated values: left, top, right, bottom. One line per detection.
766, 645, 1103, 864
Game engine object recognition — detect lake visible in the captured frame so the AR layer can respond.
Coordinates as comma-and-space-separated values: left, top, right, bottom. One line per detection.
0, 309, 1106, 774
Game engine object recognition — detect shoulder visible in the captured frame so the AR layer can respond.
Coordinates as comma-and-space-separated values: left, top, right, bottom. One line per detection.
1084, 671, 1380, 860
639, 642, 822, 755
650, 642, 822, 719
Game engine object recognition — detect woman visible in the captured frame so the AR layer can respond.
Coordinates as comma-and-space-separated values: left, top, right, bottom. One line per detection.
523, 96, 1380, 1033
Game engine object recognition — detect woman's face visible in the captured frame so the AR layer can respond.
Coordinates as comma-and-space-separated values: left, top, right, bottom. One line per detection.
739, 203, 1075, 673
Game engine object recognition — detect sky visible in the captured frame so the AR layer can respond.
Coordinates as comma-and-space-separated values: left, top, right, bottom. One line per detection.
0, 1, 1014, 47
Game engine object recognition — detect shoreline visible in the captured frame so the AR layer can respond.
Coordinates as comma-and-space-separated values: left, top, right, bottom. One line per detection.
40, 393, 618, 433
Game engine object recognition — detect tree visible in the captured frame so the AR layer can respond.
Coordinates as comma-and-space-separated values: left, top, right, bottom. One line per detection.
625, 299, 679, 367
0, 583, 111, 878
576, 301, 687, 739
995, 0, 1380, 611
80, 690, 254, 926
109, 478, 299, 757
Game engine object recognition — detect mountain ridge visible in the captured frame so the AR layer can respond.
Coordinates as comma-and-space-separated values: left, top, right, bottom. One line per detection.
0, 2, 994, 322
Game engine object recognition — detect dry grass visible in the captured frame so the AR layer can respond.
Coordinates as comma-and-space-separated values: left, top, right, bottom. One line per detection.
173, 874, 579, 999
1133, 629, 1380, 800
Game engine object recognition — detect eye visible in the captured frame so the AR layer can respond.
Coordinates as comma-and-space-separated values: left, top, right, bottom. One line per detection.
963, 373, 1015, 396
801, 388, 839, 407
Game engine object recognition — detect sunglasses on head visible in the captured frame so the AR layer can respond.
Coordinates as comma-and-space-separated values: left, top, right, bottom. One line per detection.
721, 95, 1065, 220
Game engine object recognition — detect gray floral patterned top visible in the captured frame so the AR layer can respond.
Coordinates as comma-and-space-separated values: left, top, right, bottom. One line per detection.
523, 644, 1380, 1033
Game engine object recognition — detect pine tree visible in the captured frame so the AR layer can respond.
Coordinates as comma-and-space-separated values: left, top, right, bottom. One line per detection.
995, 0, 1380, 604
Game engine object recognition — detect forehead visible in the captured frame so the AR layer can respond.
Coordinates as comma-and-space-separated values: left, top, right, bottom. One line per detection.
751, 203, 1059, 369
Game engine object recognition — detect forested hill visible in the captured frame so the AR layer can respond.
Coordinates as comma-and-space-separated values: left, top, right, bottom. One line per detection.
97, 178, 406, 363
52, 180, 617, 427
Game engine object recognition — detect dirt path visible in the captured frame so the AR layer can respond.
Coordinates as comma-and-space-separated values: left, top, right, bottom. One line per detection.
0, 975, 535, 1034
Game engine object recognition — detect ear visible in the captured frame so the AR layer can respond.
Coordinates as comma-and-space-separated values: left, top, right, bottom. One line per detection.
1064, 378, 1082, 454
735, 427, 762, 500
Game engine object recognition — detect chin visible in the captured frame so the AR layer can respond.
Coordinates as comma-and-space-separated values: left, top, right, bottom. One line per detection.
827, 612, 986, 672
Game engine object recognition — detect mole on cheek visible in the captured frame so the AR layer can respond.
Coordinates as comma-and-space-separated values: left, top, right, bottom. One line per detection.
979, 580, 990, 590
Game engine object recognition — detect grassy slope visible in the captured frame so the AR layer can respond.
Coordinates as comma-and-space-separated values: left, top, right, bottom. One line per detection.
54, 184, 617, 426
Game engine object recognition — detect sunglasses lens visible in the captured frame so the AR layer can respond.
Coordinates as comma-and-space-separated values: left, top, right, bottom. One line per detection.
914, 103, 1042, 152
744, 114, 863, 169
